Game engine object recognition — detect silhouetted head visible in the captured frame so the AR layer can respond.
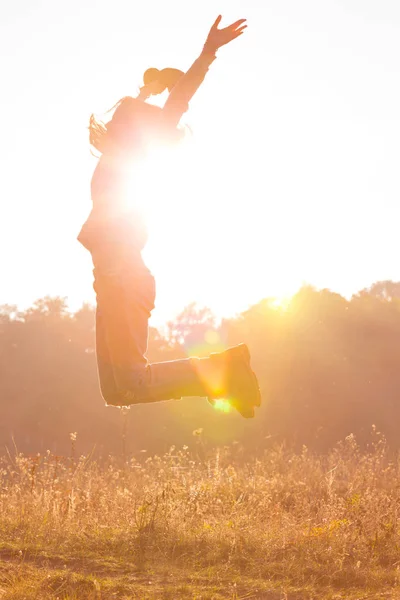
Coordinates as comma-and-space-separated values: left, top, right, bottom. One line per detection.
143, 67, 184, 93
89, 67, 184, 155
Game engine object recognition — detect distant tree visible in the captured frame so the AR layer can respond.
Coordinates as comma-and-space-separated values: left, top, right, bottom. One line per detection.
166, 303, 217, 353
2, 284, 400, 456
358, 280, 400, 301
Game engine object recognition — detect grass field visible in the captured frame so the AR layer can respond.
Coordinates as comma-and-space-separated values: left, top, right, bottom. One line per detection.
1, 430, 400, 599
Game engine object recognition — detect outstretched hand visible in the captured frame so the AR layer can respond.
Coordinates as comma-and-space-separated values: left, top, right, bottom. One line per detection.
203, 15, 247, 54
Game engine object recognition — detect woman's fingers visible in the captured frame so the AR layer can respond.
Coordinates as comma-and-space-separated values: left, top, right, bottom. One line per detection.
226, 18, 247, 31
211, 16, 246, 33
235, 25, 247, 34
225, 25, 247, 43
211, 15, 222, 30
205, 15, 247, 50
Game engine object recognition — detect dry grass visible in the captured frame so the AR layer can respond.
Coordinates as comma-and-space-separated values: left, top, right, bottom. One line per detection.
1, 429, 400, 599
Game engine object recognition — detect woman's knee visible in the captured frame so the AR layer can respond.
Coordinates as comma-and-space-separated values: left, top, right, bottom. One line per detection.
100, 366, 150, 406
101, 388, 136, 407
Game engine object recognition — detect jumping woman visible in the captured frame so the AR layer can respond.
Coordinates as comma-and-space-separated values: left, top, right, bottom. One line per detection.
78, 16, 261, 418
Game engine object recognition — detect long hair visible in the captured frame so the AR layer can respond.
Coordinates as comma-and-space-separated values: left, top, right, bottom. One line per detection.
89, 97, 129, 155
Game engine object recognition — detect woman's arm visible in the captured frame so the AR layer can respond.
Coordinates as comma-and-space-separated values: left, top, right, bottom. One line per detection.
162, 51, 217, 126
163, 15, 247, 127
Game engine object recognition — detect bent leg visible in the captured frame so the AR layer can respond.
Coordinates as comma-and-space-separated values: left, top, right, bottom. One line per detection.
93, 265, 210, 405
94, 266, 152, 405
93, 265, 260, 416
95, 304, 119, 404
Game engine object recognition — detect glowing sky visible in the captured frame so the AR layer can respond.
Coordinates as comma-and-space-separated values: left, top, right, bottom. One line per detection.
2, 0, 400, 325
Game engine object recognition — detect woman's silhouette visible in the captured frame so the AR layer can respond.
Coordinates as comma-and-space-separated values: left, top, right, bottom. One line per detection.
78, 16, 261, 418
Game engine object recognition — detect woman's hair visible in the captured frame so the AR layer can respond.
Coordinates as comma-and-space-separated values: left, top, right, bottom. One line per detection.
88, 113, 109, 155
89, 67, 184, 155
89, 97, 130, 155
143, 67, 184, 92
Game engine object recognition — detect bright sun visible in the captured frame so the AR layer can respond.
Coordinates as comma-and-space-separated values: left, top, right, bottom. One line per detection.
118, 129, 300, 323
124, 139, 193, 227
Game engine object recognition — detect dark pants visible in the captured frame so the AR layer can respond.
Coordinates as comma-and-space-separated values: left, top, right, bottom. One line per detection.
91, 255, 259, 417
93, 259, 210, 405
93, 260, 156, 404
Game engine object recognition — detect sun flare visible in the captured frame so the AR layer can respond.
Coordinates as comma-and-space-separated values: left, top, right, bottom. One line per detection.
270, 296, 292, 311
123, 139, 194, 226
114, 128, 303, 322
213, 399, 232, 414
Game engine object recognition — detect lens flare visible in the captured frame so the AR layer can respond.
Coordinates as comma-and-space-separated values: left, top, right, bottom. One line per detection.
213, 399, 231, 413
204, 330, 220, 345
270, 295, 293, 310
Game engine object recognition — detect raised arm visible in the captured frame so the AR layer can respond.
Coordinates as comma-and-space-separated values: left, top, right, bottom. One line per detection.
163, 16, 247, 127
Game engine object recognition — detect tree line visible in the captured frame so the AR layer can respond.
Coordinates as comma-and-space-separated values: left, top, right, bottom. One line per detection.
1, 280, 400, 457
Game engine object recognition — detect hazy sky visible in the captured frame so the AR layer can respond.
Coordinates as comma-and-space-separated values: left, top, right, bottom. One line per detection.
2, 0, 400, 325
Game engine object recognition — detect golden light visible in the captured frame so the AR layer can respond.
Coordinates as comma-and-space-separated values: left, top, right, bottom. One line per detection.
270, 296, 292, 311
122, 136, 195, 230
213, 399, 232, 414
204, 330, 220, 345
112, 115, 305, 322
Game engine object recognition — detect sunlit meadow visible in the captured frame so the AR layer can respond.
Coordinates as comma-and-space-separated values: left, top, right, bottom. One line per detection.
1, 429, 399, 599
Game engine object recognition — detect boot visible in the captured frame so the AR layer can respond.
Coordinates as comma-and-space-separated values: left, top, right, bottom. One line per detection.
113, 345, 261, 419
207, 344, 261, 418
